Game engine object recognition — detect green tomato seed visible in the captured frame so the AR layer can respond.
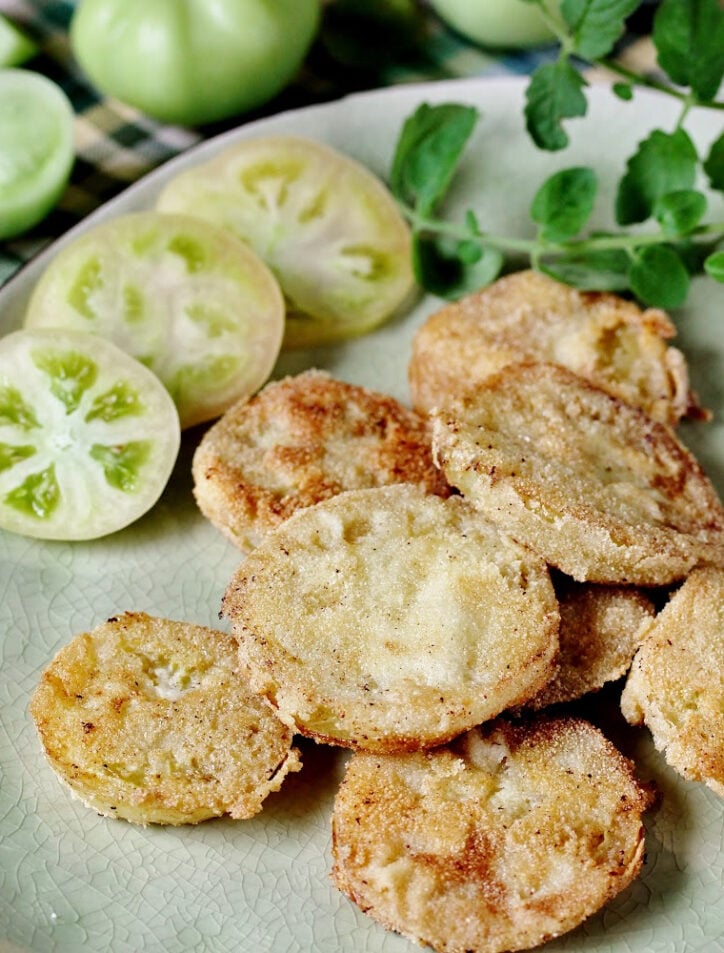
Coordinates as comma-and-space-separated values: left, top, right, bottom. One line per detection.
0, 442, 36, 473
5, 465, 60, 519
32, 348, 98, 414
90, 441, 152, 492
0, 383, 39, 429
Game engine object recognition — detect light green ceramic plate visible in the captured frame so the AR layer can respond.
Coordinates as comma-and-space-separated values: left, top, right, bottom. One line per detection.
1, 77, 722, 953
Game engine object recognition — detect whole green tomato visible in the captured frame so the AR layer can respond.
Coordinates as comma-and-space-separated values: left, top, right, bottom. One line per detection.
428, 0, 559, 49
70, 0, 321, 126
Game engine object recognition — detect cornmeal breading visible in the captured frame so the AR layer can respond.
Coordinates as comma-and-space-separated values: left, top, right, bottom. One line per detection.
409, 269, 700, 425
621, 567, 724, 797
332, 717, 654, 953
223, 485, 559, 753
30, 612, 301, 825
192, 369, 448, 551
432, 362, 724, 585
526, 580, 656, 709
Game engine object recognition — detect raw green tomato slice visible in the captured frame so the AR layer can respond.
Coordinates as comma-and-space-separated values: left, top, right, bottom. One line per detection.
24, 211, 285, 428
0, 328, 180, 541
156, 136, 415, 348
0, 16, 38, 67
0, 69, 74, 240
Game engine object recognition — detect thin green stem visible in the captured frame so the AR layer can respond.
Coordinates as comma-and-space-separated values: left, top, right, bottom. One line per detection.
596, 57, 724, 111
400, 203, 724, 259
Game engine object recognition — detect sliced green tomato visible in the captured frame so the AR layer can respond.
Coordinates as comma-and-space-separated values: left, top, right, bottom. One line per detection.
0, 15, 38, 67
24, 211, 285, 428
0, 69, 74, 240
156, 136, 415, 348
0, 328, 180, 541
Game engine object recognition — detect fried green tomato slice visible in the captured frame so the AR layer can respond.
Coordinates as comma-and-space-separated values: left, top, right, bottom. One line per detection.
30, 612, 301, 824
332, 717, 653, 953
223, 484, 559, 752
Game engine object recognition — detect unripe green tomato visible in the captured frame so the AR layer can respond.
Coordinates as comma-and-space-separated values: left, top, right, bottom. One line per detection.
428, 0, 559, 49
0, 69, 75, 241
70, 0, 321, 126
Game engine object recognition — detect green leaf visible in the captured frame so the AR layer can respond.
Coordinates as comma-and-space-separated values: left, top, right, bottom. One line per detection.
411, 232, 503, 299
390, 103, 479, 216
703, 131, 724, 192
524, 60, 588, 151
654, 190, 707, 236
704, 250, 724, 281
612, 82, 634, 101
653, 0, 724, 102
539, 248, 631, 291
560, 0, 640, 59
0, 13, 38, 67
615, 128, 698, 225
530, 167, 597, 241
629, 245, 690, 308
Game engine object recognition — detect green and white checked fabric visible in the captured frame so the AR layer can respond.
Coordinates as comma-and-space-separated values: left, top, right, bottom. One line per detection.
0, 0, 652, 288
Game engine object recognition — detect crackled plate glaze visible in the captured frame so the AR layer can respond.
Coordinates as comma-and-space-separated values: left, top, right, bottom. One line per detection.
1, 77, 723, 953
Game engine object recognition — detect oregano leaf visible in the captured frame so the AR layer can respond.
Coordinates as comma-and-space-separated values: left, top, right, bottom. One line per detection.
524, 60, 588, 151
412, 232, 503, 299
703, 131, 724, 192
654, 190, 708, 236
539, 248, 631, 291
530, 166, 597, 241
653, 0, 724, 102
560, 0, 640, 59
612, 82, 634, 101
704, 251, 724, 281
629, 245, 690, 307
615, 128, 698, 225
390, 102, 479, 216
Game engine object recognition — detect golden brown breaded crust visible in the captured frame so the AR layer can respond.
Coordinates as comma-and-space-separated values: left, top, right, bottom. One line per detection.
192, 369, 448, 551
223, 485, 559, 753
621, 567, 724, 797
30, 612, 301, 825
332, 717, 654, 953
527, 581, 655, 709
432, 362, 724, 585
409, 269, 701, 425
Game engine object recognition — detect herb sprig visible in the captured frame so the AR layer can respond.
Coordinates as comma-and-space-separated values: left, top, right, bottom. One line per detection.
390, 0, 724, 307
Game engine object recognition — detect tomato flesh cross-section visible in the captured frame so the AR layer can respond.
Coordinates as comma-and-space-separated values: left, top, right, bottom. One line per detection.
157, 136, 415, 347
24, 212, 285, 428
0, 69, 74, 240
0, 329, 180, 541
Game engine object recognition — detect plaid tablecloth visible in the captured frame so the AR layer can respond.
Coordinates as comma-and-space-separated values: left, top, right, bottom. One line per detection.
0, 0, 656, 288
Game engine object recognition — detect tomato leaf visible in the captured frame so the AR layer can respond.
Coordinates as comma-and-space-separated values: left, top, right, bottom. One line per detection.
654, 190, 708, 237
653, 0, 724, 102
629, 245, 690, 307
704, 250, 724, 281
703, 131, 724, 192
531, 167, 597, 241
615, 128, 698, 225
560, 0, 640, 59
390, 102, 479, 216
412, 232, 503, 299
524, 60, 588, 151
